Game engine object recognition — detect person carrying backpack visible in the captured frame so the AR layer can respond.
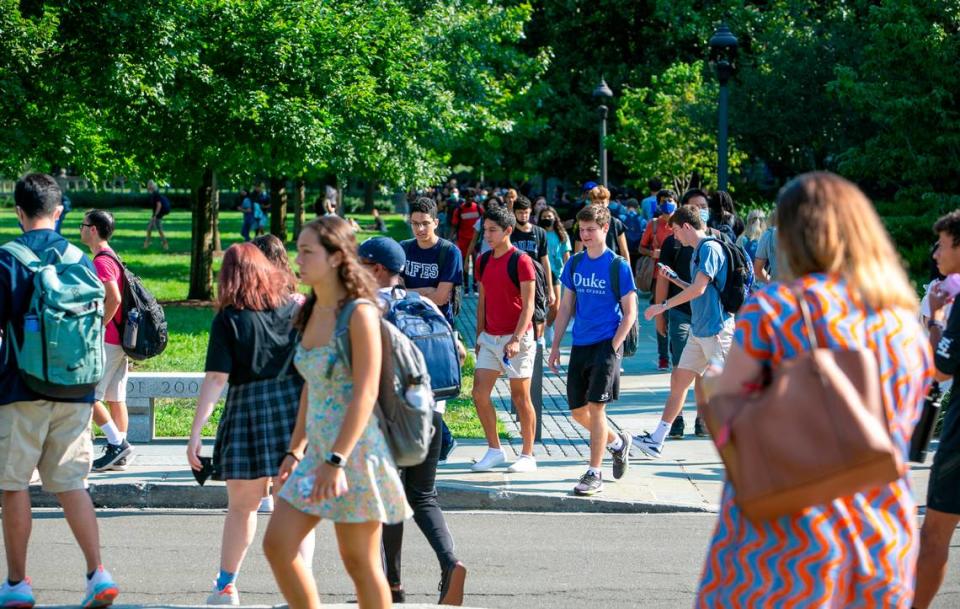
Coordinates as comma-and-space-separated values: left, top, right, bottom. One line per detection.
80, 210, 136, 473
143, 179, 170, 251
634, 205, 735, 460
548, 205, 636, 496
264, 216, 411, 609
0, 174, 120, 608
357, 237, 468, 605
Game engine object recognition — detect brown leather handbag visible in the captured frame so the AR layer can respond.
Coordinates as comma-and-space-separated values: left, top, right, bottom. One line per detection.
703, 289, 904, 523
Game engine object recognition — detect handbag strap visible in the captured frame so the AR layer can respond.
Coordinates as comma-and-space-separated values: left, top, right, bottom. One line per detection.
792, 286, 820, 350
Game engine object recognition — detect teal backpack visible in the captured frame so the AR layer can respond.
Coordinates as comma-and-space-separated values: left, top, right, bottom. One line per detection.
2, 241, 105, 399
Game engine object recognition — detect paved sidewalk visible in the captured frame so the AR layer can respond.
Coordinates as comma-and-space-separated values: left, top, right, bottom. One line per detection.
42, 295, 934, 513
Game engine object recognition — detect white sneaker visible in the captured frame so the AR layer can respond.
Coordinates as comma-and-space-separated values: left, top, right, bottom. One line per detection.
81, 566, 119, 608
258, 495, 274, 514
506, 455, 537, 473
206, 582, 240, 606
470, 449, 506, 472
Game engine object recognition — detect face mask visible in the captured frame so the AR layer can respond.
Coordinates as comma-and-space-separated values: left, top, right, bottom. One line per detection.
476, 195, 486, 203
626, 208, 637, 216
699, 208, 710, 224
538, 218, 554, 229
661, 201, 677, 215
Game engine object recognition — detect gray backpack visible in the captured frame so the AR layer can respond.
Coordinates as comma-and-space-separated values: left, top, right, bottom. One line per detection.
330, 299, 434, 467
2, 241, 105, 398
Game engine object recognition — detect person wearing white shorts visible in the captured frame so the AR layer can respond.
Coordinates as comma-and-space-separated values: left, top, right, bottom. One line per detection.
471, 206, 539, 474
82, 210, 135, 472
635, 204, 736, 459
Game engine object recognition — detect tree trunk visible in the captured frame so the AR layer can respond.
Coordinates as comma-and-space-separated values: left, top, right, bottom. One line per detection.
363, 179, 376, 213
212, 184, 222, 254
188, 167, 216, 301
270, 176, 288, 242
294, 178, 306, 239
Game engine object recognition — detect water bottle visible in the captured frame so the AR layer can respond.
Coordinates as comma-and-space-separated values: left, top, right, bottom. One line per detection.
24, 314, 39, 334
910, 382, 944, 463
124, 309, 141, 350
404, 383, 433, 411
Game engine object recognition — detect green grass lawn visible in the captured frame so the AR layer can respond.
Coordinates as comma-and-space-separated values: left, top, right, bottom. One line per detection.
0, 206, 504, 438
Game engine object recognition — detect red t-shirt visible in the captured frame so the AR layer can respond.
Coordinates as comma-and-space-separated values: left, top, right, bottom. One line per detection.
93, 248, 123, 345
478, 247, 535, 336
452, 202, 482, 245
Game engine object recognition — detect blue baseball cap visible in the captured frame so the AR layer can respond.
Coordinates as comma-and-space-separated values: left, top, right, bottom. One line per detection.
582, 181, 598, 191
358, 237, 405, 274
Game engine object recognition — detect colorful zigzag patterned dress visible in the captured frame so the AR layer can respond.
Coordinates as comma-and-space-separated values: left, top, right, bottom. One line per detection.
696, 274, 932, 608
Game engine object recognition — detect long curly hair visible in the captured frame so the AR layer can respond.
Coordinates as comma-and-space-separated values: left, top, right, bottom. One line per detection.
294, 216, 379, 331
252, 233, 298, 294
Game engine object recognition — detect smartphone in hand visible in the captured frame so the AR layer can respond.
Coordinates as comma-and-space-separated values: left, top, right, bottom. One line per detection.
657, 262, 679, 281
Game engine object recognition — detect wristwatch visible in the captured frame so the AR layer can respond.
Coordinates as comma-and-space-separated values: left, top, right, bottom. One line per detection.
325, 452, 347, 468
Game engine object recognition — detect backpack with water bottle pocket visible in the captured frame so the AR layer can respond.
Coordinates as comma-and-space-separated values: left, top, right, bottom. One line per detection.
94, 250, 168, 361
2, 241, 105, 398
330, 298, 435, 467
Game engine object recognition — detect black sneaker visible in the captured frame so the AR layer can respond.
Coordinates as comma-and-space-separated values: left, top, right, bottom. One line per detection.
668, 415, 685, 439
573, 470, 603, 496
694, 417, 709, 437
92, 440, 133, 472
438, 438, 458, 465
608, 431, 632, 480
438, 561, 466, 605
390, 587, 405, 604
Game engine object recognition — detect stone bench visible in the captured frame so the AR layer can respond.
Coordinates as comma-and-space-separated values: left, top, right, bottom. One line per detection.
126, 372, 227, 442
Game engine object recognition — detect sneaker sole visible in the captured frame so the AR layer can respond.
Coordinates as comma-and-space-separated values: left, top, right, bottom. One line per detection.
82, 585, 118, 608
574, 485, 603, 496
438, 563, 467, 605
612, 433, 632, 480
92, 446, 133, 472
667, 434, 685, 440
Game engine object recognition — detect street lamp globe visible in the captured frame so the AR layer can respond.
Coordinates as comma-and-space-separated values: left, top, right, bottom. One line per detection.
709, 23, 738, 85
592, 78, 614, 100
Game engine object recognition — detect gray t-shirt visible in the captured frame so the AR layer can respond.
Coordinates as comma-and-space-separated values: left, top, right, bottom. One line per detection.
755, 227, 778, 280
690, 239, 734, 337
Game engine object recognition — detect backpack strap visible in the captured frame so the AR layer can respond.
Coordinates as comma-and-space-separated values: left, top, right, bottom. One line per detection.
567, 251, 586, 292
1, 242, 41, 271
328, 298, 377, 378
476, 250, 493, 281
609, 255, 630, 310
506, 249, 521, 290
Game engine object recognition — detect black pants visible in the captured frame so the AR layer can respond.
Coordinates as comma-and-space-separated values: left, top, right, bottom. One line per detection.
383, 411, 458, 584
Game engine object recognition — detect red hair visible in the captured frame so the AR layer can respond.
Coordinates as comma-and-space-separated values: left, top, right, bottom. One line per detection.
216, 243, 288, 311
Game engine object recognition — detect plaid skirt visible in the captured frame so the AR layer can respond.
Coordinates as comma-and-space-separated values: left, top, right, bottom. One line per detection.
213, 374, 303, 480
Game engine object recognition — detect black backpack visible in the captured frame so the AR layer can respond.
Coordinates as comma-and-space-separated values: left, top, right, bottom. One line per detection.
477, 249, 548, 324
435, 239, 462, 317
694, 238, 754, 314
95, 251, 168, 360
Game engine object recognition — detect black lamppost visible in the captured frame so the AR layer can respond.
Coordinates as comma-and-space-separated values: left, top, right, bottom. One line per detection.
592, 78, 614, 187
709, 23, 738, 191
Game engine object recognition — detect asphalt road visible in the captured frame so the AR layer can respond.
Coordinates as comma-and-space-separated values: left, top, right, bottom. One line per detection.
9, 510, 960, 608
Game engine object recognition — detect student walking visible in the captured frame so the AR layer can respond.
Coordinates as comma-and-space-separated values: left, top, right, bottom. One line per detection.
187, 243, 305, 605
638, 193, 676, 370
400, 197, 462, 462
0, 174, 119, 608
263, 217, 410, 609
142, 180, 170, 250
358, 237, 467, 605
548, 205, 636, 496
915, 210, 960, 609
80, 210, 135, 472
634, 205, 733, 459
694, 172, 931, 607
471, 206, 538, 473
539, 206, 571, 346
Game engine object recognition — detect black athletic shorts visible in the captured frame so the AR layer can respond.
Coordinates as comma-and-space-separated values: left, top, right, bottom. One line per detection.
928, 449, 960, 514
566, 339, 622, 409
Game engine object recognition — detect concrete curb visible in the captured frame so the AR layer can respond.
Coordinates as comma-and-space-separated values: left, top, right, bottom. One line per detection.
30, 481, 717, 514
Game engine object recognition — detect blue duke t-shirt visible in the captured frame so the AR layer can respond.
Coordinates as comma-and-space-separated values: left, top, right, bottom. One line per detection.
400, 238, 463, 324
561, 249, 636, 346
690, 238, 734, 337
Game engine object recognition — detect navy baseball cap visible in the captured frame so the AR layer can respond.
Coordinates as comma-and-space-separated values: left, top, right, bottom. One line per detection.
358, 237, 405, 273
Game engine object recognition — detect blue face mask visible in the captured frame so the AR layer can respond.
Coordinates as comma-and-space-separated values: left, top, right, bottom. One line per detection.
660, 201, 677, 215
699, 208, 710, 224
476, 195, 486, 203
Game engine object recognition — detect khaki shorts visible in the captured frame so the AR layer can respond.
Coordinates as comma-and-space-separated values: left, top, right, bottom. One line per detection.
0, 400, 93, 493
475, 330, 536, 379
95, 342, 129, 403
677, 324, 734, 375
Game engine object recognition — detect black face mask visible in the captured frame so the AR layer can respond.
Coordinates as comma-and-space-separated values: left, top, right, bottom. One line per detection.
538, 218, 554, 229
